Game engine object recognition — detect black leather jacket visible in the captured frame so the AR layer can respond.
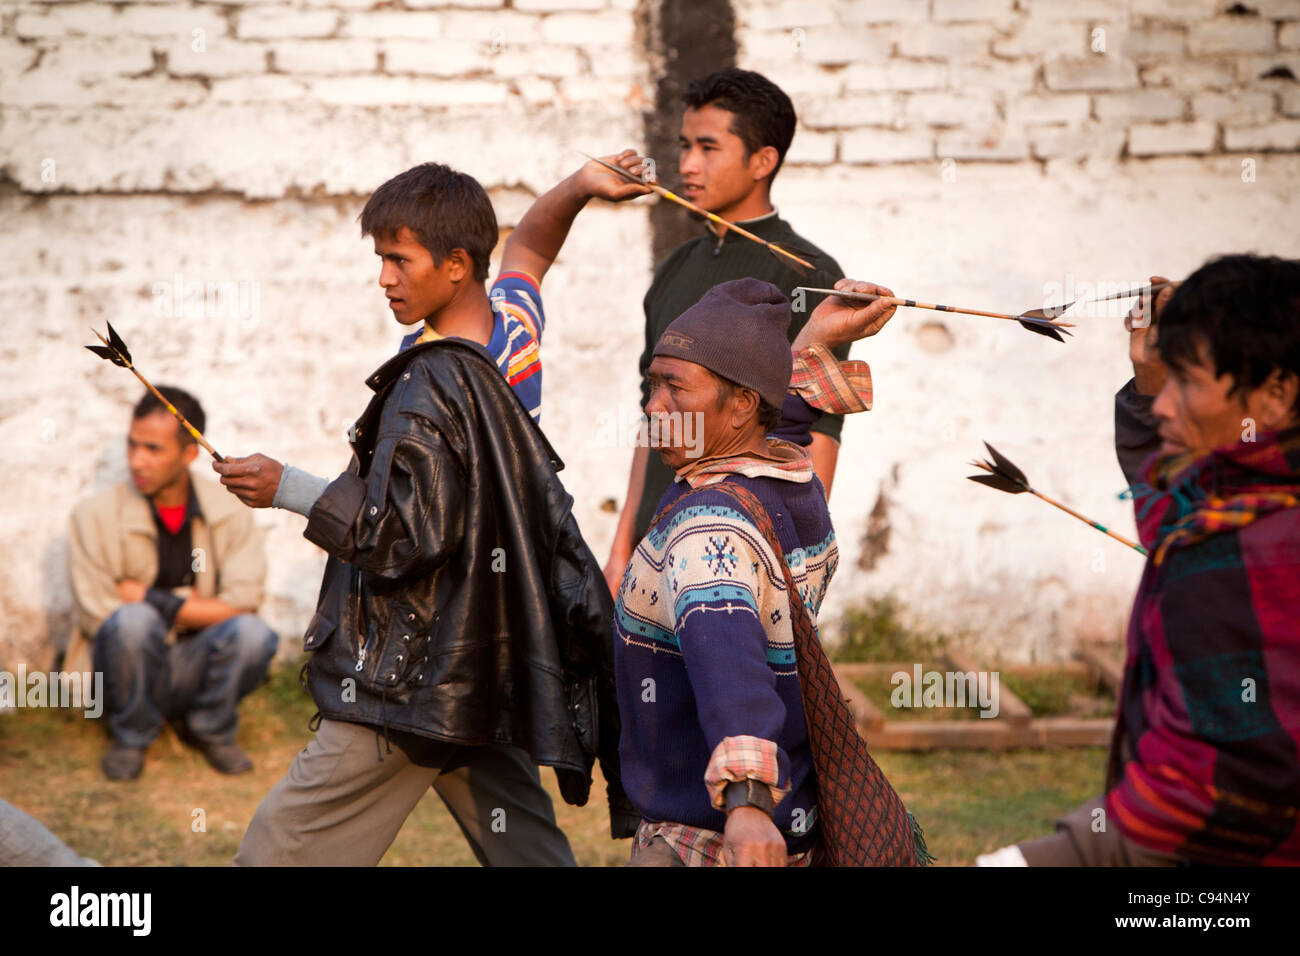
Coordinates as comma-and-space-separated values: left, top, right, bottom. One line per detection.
301, 338, 632, 828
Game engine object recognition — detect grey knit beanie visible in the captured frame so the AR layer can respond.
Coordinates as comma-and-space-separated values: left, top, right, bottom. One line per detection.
652, 278, 793, 410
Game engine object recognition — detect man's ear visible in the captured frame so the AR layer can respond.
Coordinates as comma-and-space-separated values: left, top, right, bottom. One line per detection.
1258, 368, 1300, 430
182, 441, 199, 467
446, 248, 473, 282
729, 386, 761, 430
748, 146, 780, 184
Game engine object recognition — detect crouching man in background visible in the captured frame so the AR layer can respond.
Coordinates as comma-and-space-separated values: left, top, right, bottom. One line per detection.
68, 386, 277, 781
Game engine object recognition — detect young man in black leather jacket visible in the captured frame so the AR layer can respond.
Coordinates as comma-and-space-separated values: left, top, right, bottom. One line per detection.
215, 158, 648, 865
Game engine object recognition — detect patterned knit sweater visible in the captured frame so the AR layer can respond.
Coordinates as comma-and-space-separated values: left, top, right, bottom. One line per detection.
613, 469, 836, 853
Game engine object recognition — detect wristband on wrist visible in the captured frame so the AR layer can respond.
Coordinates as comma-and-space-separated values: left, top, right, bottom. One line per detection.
723, 779, 775, 816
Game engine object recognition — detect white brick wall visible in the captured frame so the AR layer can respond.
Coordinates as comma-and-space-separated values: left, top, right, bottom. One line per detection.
1, 0, 1298, 666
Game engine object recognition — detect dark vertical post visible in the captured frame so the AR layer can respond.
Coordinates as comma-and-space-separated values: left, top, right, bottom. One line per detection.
639, 0, 737, 266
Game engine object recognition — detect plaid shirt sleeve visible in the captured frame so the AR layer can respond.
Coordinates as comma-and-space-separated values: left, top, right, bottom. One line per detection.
704, 734, 791, 811
789, 343, 873, 414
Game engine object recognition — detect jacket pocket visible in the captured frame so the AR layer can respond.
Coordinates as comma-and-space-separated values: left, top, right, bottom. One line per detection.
302, 610, 336, 652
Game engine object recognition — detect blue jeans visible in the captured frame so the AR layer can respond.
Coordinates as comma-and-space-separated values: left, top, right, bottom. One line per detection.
93, 603, 278, 749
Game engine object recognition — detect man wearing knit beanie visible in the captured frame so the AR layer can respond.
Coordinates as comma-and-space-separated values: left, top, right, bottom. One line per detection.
613, 278, 920, 867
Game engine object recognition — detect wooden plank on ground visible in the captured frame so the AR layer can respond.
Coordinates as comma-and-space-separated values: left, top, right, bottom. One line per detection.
1078, 643, 1124, 693
944, 650, 1032, 726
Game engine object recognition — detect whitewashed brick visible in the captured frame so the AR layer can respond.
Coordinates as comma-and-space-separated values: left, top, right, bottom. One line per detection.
240, 8, 340, 39
933, 0, 1013, 21
1141, 59, 1237, 89
904, 23, 994, 58
1007, 93, 1092, 125
37, 38, 156, 79
513, 76, 556, 104
306, 75, 508, 106
439, 11, 538, 41
558, 76, 614, 101
540, 12, 634, 45
1128, 120, 1216, 154
210, 74, 308, 100
120, 5, 231, 37
844, 59, 947, 91
0, 39, 39, 73
1236, 54, 1300, 83
1120, 26, 1186, 59
794, 26, 895, 65
786, 128, 837, 164
1193, 91, 1276, 124
169, 40, 269, 76
1094, 90, 1186, 121
1030, 123, 1125, 160
951, 60, 1036, 91
1283, 23, 1300, 50
1044, 56, 1139, 90
502, 0, 581, 9
905, 91, 997, 126
841, 127, 933, 162
1188, 18, 1275, 55
484, 44, 583, 79
843, 0, 929, 22
796, 92, 898, 129
1128, 0, 1216, 18
738, 0, 836, 30
1247, 0, 1300, 18
1282, 87, 1300, 115
1224, 119, 1300, 150
736, 28, 795, 62
275, 40, 378, 74
382, 40, 487, 75
765, 62, 844, 97
0, 71, 206, 107
936, 129, 1029, 160
19, 4, 117, 36
992, 19, 1089, 58
298, 0, 381, 7
1022, 0, 1126, 18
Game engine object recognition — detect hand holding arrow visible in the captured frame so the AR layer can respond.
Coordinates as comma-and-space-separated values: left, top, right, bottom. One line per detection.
86, 323, 225, 462
579, 150, 817, 275
794, 287, 1075, 343
966, 442, 1147, 555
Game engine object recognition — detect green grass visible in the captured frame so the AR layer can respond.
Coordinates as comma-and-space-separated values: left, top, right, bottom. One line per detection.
853, 668, 982, 721
0, 654, 1109, 866
832, 596, 956, 663
1001, 668, 1116, 718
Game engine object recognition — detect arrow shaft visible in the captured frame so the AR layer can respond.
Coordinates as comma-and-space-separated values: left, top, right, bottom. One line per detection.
581, 152, 814, 270
797, 287, 1069, 330
125, 361, 224, 463
1030, 489, 1147, 555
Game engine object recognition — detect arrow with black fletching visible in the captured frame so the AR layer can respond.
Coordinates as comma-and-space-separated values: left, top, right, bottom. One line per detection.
86, 323, 225, 462
579, 151, 816, 275
967, 442, 1146, 554
795, 287, 1074, 342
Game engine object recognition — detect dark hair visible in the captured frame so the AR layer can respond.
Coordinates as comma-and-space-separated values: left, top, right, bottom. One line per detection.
1156, 253, 1300, 415
713, 374, 783, 432
133, 385, 205, 446
682, 68, 797, 181
359, 163, 498, 282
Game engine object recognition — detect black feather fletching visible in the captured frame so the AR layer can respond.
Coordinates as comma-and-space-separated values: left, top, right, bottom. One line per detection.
1017, 311, 1069, 342
767, 242, 813, 276
105, 322, 132, 364
86, 344, 128, 368
967, 472, 1026, 495
966, 441, 1033, 496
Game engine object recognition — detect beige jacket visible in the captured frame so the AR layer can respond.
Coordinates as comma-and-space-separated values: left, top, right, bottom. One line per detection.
67, 472, 266, 643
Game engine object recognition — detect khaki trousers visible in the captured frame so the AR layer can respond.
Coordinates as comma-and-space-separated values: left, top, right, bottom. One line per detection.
1017, 796, 1183, 867
235, 717, 576, 866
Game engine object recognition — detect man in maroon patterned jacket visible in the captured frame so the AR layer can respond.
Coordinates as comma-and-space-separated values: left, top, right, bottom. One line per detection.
980, 254, 1300, 867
